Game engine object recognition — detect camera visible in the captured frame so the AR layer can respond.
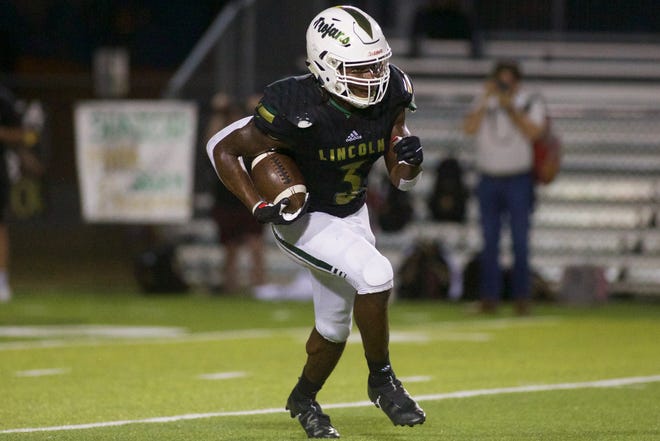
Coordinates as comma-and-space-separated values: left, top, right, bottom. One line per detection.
496, 80, 510, 92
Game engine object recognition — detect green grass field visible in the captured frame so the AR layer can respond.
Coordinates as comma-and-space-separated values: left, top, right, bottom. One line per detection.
1, 288, 659, 440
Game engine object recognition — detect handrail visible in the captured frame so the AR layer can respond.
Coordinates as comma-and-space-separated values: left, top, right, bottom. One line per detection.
163, 0, 257, 98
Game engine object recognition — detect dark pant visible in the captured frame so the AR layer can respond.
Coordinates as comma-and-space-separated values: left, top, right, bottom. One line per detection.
477, 172, 534, 301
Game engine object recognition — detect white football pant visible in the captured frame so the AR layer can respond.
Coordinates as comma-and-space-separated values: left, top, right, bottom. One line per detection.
272, 205, 393, 343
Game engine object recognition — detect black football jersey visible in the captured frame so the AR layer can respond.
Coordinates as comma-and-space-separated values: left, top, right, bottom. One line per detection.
253, 65, 415, 217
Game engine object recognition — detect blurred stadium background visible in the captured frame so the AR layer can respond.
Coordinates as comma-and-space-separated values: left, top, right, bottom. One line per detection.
2, 0, 660, 299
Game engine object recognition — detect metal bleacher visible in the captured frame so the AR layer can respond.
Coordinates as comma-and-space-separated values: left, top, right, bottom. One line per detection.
368, 39, 660, 297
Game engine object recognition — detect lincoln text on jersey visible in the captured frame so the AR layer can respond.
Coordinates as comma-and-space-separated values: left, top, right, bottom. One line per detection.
318, 138, 385, 161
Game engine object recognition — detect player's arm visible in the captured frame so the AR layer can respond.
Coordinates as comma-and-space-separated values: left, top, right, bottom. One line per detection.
384, 109, 423, 191
209, 118, 293, 222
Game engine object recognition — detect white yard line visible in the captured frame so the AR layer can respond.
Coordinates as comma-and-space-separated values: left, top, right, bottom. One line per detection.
0, 329, 276, 351
0, 317, 560, 351
0, 325, 187, 339
422, 316, 564, 330
198, 371, 247, 380
398, 375, 433, 383
1, 374, 658, 434
347, 331, 492, 344
0, 317, 560, 352
14, 368, 70, 378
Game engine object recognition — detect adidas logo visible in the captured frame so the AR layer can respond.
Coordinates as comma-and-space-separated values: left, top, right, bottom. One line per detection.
345, 130, 362, 142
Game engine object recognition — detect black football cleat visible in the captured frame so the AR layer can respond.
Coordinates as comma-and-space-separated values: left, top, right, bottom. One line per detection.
368, 377, 426, 427
286, 394, 340, 438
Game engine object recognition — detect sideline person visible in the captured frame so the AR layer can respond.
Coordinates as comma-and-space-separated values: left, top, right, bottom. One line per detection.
463, 60, 546, 315
0, 83, 41, 302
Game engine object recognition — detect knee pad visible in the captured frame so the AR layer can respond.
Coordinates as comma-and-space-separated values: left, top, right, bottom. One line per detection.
357, 253, 393, 294
315, 315, 352, 343
343, 241, 393, 294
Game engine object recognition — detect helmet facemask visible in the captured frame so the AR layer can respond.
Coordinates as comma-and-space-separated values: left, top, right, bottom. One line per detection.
326, 53, 391, 108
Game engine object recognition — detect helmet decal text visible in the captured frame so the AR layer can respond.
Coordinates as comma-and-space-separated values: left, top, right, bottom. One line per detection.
312, 17, 350, 46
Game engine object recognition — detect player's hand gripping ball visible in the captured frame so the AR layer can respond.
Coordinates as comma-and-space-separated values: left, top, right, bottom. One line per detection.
249, 150, 309, 224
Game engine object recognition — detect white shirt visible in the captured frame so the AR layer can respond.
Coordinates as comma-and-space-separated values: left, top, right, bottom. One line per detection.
474, 89, 546, 176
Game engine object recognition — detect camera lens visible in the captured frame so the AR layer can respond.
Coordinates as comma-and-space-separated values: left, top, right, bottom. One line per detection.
497, 81, 509, 91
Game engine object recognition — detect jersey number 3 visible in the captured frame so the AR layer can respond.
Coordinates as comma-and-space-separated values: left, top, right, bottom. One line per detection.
334, 160, 366, 205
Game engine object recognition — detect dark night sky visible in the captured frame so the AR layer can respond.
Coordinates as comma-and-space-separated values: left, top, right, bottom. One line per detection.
0, 0, 228, 72
1, 0, 658, 74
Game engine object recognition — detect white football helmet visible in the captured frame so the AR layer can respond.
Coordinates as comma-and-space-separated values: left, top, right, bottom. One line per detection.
306, 5, 392, 108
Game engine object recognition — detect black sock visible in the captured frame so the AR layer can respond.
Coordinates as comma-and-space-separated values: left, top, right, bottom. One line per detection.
292, 371, 324, 400
367, 355, 395, 387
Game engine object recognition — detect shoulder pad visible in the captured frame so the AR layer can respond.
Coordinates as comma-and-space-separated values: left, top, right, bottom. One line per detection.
254, 75, 323, 139
389, 65, 416, 111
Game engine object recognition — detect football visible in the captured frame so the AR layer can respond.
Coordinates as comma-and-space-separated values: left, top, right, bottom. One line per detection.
249, 150, 307, 214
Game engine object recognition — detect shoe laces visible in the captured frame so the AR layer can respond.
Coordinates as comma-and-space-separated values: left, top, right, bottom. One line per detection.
300, 400, 330, 421
378, 377, 414, 408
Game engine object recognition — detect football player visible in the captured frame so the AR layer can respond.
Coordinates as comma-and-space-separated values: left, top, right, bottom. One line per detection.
0, 83, 40, 303
207, 5, 425, 438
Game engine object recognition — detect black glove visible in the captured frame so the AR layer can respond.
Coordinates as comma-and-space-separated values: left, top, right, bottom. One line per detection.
393, 135, 423, 166
252, 194, 309, 225
252, 198, 292, 224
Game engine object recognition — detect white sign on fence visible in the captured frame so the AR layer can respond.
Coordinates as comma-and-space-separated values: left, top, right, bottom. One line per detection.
75, 101, 197, 223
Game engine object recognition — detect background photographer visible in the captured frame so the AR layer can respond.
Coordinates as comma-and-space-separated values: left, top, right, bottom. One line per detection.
463, 60, 546, 315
